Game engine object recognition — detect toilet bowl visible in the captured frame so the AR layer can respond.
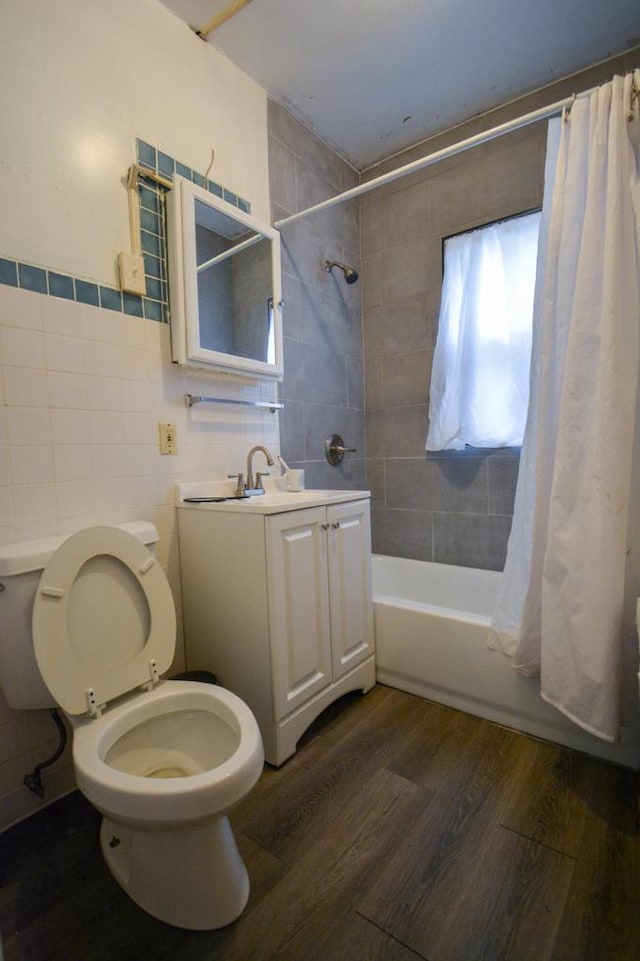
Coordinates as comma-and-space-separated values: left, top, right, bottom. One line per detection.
0, 524, 264, 931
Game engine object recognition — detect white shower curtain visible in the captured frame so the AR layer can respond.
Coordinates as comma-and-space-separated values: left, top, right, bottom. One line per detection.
490, 72, 640, 743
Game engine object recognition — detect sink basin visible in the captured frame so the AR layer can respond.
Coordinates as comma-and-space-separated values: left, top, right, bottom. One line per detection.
229, 490, 333, 505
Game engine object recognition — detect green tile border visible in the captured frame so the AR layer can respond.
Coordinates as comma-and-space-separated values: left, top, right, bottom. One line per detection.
0, 137, 253, 326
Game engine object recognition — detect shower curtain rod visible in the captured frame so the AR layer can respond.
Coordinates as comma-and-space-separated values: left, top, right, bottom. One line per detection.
273, 91, 587, 229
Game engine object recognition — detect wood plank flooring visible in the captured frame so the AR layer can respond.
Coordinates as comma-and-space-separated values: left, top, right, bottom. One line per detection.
0, 685, 638, 961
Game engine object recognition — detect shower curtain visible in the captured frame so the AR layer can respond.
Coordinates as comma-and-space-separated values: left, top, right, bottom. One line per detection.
490, 72, 640, 743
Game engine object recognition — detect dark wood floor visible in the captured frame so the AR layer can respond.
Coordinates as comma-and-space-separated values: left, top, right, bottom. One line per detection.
1, 685, 639, 961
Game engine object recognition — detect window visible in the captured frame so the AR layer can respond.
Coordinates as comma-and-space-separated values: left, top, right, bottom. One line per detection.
426, 210, 541, 451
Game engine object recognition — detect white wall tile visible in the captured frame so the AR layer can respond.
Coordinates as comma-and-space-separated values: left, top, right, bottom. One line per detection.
92, 477, 128, 512
83, 340, 118, 377
50, 409, 90, 446
42, 296, 83, 337
119, 379, 151, 412
81, 304, 119, 344
47, 370, 88, 409
6, 406, 51, 446
45, 333, 85, 373
10, 446, 54, 484
90, 444, 125, 478
88, 410, 124, 445
3, 367, 48, 407
118, 345, 147, 381
0, 487, 13, 525
121, 444, 157, 476
53, 445, 92, 482
1, 326, 45, 368
0, 447, 11, 485
86, 375, 121, 411
0, 285, 44, 331
117, 313, 146, 350
122, 412, 155, 446
12, 483, 56, 520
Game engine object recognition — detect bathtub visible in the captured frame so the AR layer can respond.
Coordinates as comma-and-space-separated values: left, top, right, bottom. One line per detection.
372, 554, 639, 768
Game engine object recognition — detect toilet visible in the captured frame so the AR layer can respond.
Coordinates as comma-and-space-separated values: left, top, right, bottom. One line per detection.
0, 522, 264, 931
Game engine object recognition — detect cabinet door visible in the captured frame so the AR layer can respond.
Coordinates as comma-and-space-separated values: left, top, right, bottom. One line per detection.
266, 508, 332, 719
327, 500, 374, 680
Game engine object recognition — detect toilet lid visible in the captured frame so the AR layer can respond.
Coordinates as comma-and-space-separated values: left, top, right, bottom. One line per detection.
32, 526, 176, 716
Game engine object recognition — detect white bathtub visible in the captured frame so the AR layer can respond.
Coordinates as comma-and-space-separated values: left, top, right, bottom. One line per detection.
372, 554, 639, 768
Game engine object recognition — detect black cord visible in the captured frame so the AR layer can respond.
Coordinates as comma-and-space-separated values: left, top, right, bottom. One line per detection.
23, 709, 68, 798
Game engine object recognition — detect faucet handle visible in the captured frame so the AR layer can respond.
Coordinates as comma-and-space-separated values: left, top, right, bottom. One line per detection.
227, 473, 245, 496
255, 471, 270, 491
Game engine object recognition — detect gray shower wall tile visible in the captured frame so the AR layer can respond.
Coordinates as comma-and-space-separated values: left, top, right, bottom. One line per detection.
281, 335, 348, 406
477, 127, 546, 218
432, 512, 513, 571
309, 198, 361, 258
279, 399, 306, 463
386, 456, 488, 514
280, 273, 303, 341
378, 237, 442, 305
347, 355, 364, 409
268, 136, 297, 213
361, 192, 392, 257
365, 408, 383, 460
428, 161, 495, 237
371, 508, 433, 561
382, 350, 431, 407
296, 163, 338, 214
365, 459, 386, 507
267, 99, 346, 193
303, 457, 366, 491
362, 252, 383, 310
385, 178, 432, 249
297, 281, 363, 358
365, 356, 384, 410
364, 292, 437, 360
281, 217, 360, 295
367, 404, 430, 459
488, 450, 521, 514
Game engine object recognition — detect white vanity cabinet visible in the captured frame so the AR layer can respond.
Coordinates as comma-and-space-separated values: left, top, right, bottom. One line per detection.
177, 493, 375, 766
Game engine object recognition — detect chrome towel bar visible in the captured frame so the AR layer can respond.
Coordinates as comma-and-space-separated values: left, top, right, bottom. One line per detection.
184, 393, 283, 412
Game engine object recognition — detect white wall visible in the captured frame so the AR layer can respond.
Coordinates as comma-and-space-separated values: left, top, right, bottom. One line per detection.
0, 0, 271, 282
0, 0, 280, 829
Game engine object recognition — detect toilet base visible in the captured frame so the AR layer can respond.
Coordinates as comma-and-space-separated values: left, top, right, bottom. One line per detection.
99, 813, 250, 930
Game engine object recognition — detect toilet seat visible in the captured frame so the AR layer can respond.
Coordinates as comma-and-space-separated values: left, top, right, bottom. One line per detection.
32, 526, 175, 716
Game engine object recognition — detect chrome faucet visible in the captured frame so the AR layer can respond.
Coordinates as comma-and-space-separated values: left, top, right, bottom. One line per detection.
246, 445, 274, 491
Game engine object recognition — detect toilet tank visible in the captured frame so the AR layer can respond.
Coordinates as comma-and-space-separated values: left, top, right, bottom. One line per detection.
0, 522, 159, 711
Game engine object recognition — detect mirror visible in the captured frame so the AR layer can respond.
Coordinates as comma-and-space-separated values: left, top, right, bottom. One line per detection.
167, 176, 283, 379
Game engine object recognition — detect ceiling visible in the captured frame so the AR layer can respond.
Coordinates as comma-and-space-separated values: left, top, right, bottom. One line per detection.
159, 0, 640, 170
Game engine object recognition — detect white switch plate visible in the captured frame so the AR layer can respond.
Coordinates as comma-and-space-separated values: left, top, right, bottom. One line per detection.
118, 252, 147, 295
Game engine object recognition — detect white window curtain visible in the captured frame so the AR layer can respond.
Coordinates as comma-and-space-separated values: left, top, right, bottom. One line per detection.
426, 210, 540, 451
490, 72, 640, 743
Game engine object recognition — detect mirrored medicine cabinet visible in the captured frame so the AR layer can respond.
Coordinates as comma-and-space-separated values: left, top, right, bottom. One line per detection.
167, 176, 283, 380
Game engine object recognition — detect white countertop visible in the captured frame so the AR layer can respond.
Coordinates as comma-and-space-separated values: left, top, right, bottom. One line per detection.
175, 481, 370, 515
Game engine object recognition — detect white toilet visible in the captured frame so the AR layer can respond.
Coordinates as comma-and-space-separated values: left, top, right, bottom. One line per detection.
0, 522, 264, 931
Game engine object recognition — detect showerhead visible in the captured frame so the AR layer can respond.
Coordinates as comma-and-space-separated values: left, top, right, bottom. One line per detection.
324, 259, 359, 285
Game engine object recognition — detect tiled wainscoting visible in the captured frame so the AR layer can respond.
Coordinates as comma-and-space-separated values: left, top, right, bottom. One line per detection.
0, 279, 279, 830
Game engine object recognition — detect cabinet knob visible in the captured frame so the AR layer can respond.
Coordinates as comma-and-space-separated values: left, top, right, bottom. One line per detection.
331, 522, 341, 529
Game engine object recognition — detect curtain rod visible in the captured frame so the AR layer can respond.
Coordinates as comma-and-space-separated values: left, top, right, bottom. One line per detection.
273, 93, 583, 229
